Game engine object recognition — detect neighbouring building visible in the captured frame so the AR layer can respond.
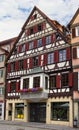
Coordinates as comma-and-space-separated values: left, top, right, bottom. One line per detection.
5, 6, 75, 127
68, 8, 79, 126
0, 37, 16, 120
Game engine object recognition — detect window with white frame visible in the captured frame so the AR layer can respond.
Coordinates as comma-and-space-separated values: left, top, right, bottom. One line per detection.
59, 49, 66, 62
0, 70, 3, 78
0, 55, 4, 62
37, 39, 42, 47
76, 26, 79, 36
47, 52, 54, 64
46, 35, 51, 44
0, 87, 4, 95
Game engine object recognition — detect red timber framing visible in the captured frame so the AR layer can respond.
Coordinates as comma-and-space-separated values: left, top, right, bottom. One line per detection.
6, 6, 72, 99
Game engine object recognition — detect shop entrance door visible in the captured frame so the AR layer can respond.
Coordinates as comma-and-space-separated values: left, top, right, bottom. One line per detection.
29, 103, 46, 122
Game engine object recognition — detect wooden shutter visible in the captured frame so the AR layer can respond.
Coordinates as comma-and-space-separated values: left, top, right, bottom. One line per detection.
25, 43, 29, 51
16, 81, 20, 92
7, 82, 11, 92
42, 37, 45, 46
72, 28, 76, 38
23, 59, 27, 70
38, 55, 41, 66
56, 75, 60, 89
73, 47, 77, 59
34, 40, 37, 48
15, 61, 18, 71
29, 57, 32, 69
68, 73, 73, 87
33, 25, 37, 33
43, 54, 47, 66
66, 47, 70, 60
51, 33, 55, 43
54, 50, 58, 63
7, 63, 10, 73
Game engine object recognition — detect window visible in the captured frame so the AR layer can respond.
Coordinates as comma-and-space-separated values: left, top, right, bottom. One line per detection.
23, 78, 29, 89
45, 77, 48, 89
0, 55, 4, 62
47, 52, 54, 64
15, 103, 24, 119
19, 60, 23, 70
59, 49, 66, 62
33, 77, 40, 88
46, 35, 51, 44
30, 28, 33, 35
49, 76, 56, 89
37, 39, 42, 47
0, 69, 3, 78
0, 87, 4, 95
34, 14, 37, 19
21, 44, 25, 52
11, 82, 16, 92
37, 24, 42, 32
29, 41, 34, 50
61, 73, 68, 87
33, 56, 38, 67
11, 62, 15, 72
76, 26, 79, 36
51, 102, 69, 121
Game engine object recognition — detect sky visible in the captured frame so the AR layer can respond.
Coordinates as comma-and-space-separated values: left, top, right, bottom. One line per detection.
0, 0, 79, 41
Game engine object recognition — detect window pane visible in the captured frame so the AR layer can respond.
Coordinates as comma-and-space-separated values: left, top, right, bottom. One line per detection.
11, 62, 15, 72
23, 78, 29, 89
15, 103, 24, 119
11, 82, 16, 92
46, 35, 51, 44
61, 73, 68, 87
49, 76, 56, 89
0, 70, 3, 77
37, 39, 42, 47
33, 56, 38, 67
33, 77, 40, 88
29, 42, 34, 50
59, 50, 66, 62
47, 53, 54, 64
0, 55, 4, 62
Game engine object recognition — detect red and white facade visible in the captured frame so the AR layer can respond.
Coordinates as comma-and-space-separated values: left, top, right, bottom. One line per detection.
5, 6, 74, 126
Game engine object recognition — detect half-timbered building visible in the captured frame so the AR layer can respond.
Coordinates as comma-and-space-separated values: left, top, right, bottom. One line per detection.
68, 8, 79, 126
5, 6, 73, 126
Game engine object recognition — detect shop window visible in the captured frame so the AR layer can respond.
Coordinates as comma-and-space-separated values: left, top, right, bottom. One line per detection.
23, 78, 29, 89
37, 39, 42, 48
11, 62, 15, 72
59, 49, 66, 62
11, 82, 16, 93
49, 76, 56, 89
51, 102, 69, 121
18, 60, 24, 70
33, 56, 39, 67
47, 52, 54, 64
61, 73, 68, 87
33, 76, 40, 88
15, 103, 24, 119
46, 35, 51, 44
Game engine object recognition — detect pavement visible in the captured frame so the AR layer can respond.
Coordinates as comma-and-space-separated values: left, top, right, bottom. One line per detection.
0, 120, 79, 130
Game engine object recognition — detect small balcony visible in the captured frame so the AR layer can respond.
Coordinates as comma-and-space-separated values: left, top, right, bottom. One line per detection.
19, 87, 48, 101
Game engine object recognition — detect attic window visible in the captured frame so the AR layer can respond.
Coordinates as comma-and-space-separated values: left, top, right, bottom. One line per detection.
37, 24, 42, 32
30, 28, 33, 35
34, 14, 37, 19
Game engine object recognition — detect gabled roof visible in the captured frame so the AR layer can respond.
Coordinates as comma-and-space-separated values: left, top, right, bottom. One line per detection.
6, 6, 69, 63
68, 8, 79, 28
0, 37, 17, 46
